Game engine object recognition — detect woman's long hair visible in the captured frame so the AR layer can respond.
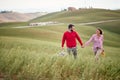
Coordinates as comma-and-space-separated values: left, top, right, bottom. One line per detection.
97, 28, 103, 35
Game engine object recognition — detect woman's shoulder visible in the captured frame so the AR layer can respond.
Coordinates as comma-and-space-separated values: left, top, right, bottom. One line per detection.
101, 35, 104, 38
92, 34, 96, 37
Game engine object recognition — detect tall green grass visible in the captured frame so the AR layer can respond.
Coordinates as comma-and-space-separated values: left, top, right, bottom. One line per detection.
0, 36, 120, 80
0, 22, 120, 80
0, 22, 28, 28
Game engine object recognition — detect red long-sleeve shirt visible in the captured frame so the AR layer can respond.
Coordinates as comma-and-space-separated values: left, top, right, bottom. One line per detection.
62, 31, 83, 48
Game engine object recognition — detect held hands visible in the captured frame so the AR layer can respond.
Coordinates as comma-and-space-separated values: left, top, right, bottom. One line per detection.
81, 44, 85, 48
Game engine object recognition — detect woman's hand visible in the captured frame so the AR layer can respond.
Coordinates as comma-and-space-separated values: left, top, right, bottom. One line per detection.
81, 44, 85, 48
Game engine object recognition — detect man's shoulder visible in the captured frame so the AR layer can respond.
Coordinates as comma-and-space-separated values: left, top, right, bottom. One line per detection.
64, 31, 69, 34
73, 31, 78, 34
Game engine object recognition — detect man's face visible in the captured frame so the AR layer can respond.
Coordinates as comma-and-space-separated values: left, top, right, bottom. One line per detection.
71, 26, 75, 31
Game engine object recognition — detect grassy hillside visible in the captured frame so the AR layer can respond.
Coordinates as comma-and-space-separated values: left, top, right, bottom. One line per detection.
89, 20, 120, 34
0, 22, 28, 28
0, 9, 120, 79
30, 9, 120, 23
0, 21, 120, 79
86, 20, 120, 48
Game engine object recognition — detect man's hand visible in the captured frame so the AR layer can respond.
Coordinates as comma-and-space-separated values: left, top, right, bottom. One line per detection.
62, 47, 64, 50
81, 44, 85, 48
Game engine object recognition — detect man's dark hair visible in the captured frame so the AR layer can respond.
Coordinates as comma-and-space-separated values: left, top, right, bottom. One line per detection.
68, 24, 74, 29
97, 28, 103, 35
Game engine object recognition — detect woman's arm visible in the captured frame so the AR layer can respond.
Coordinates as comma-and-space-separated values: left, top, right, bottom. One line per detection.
101, 35, 104, 50
84, 34, 94, 46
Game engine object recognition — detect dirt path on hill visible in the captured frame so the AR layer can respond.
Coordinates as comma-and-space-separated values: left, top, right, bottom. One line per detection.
12, 19, 120, 28
79, 19, 120, 25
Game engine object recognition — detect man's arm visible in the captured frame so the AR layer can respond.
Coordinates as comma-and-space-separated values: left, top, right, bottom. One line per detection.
61, 33, 66, 48
75, 32, 83, 46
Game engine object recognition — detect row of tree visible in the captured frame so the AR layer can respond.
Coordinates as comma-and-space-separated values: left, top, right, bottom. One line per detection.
0, 10, 13, 13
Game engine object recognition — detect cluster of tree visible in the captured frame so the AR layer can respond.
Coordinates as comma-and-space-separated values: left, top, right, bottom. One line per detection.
61, 7, 94, 12
0, 10, 13, 13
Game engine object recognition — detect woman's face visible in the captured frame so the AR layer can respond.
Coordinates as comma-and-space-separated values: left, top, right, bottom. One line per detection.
96, 29, 100, 35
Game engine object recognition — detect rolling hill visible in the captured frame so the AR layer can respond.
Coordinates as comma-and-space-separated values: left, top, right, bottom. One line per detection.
0, 22, 120, 79
0, 12, 47, 23
0, 9, 120, 80
30, 9, 120, 23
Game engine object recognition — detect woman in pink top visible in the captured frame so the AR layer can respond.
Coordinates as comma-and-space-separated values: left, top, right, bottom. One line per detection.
83, 28, 104, 61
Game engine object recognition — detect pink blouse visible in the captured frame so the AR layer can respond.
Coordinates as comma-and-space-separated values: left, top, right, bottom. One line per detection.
85, 34, 104, 50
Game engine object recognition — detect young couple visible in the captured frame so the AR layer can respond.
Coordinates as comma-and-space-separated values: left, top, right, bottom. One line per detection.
61, 24, 104, 61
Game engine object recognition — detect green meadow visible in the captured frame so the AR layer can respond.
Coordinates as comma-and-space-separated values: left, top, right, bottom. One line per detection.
0, 9, 120, 80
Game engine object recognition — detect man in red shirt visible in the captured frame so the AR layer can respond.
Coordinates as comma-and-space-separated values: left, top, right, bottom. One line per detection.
61, 24, 83, 59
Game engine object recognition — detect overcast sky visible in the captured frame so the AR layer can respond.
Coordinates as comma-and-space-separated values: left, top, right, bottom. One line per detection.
0, 0, 120, 13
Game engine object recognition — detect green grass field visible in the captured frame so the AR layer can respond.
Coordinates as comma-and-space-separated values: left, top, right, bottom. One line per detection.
30, 9, 120, 23
0, 9, 120, 80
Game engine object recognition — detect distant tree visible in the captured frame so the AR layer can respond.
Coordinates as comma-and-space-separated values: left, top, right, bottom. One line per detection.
79, 8, 82, 10
61, 9, 67, 12
0, 10, 13, 13
63, 9, 67, 11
